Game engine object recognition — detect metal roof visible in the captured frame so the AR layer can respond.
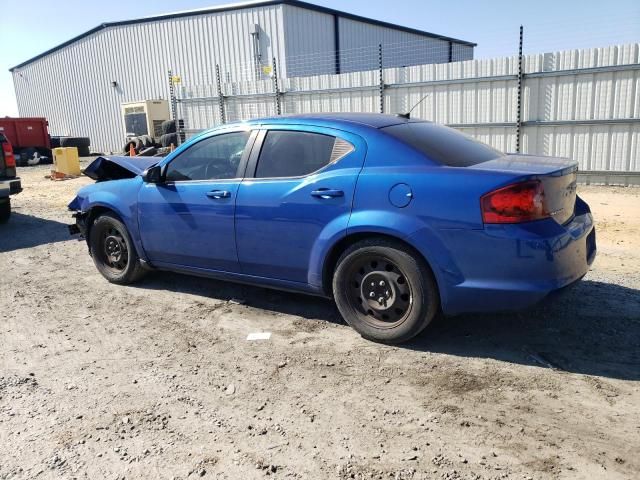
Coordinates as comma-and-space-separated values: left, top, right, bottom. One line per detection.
10, 0, 476, 71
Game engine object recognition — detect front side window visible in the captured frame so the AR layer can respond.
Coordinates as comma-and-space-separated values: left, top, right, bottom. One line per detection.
255, 130, 352, 178
165, 131, 250, 182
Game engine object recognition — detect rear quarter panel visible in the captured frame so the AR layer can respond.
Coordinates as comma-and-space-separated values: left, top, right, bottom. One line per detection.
347, 129, 517, 306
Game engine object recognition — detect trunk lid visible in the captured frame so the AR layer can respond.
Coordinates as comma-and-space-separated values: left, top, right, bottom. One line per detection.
471, 154, 578, 225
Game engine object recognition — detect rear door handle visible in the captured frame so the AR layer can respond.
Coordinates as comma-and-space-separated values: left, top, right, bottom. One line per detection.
206, 190, 231, 199
311, 188, 344, 199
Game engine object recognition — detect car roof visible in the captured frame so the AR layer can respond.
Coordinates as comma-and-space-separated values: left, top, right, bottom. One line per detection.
242, 113, 420, 129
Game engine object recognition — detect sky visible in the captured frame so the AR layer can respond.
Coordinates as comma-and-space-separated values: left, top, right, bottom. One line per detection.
1, 0, 638, 116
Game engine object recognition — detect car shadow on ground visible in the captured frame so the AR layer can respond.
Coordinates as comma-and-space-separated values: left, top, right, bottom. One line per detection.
0, 213, 73, 253
137, 272, 639, 381
408, 280, 640, 382
136, 271, 345, 324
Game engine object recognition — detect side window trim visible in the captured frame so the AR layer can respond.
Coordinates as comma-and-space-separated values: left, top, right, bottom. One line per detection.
244, 129, 266, 180
246, 128, 354, 180
163, 129, 258, 184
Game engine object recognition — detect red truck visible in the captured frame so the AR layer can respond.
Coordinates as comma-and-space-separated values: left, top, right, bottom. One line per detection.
0, 117, 51, 166
0, 117, 92, 165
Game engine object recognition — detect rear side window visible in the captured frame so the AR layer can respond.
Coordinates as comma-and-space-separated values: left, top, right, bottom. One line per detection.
382, 122, 502, 167
255, 131, 350, 178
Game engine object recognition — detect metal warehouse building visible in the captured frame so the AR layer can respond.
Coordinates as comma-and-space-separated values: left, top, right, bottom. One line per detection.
10, 0, 475, 153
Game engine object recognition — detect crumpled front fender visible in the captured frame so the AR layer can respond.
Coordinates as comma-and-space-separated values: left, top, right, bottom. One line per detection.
67, 177, 147, 261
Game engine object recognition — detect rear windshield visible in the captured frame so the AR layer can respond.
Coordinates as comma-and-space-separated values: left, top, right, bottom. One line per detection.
382, 122, 502, 167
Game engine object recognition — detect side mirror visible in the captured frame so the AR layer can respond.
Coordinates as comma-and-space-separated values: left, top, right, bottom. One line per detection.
143, 165, 163, 183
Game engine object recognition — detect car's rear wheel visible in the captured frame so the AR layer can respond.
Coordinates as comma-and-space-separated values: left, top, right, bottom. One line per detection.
89, 213, 146, 284
0, 200, 11, 224
333, 239, 439, 344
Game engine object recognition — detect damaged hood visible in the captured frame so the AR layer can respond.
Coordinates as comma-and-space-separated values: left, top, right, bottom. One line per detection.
83, 155, 158, 181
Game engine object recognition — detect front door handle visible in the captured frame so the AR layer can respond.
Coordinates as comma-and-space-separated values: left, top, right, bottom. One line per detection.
311, 188, 344, 199
206, 190, 231, 199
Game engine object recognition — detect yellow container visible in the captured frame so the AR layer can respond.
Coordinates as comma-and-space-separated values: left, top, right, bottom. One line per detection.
53, 147, 81, 176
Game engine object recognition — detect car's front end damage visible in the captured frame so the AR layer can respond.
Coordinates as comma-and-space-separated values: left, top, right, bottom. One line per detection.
68, 155, 157, 239
82, 155, 159, 182
67, 209, 88, 237
67, 188, 96, 238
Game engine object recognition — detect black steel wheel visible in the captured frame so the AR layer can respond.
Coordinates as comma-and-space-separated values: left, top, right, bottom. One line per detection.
100, 226, 129, 272
345, 253, 413, 327
333, 239, 439, 343
89, 213, 146, 284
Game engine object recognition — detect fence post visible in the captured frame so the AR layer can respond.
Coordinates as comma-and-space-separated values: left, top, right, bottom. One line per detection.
168, 69, 177, 121
215, 64, 226, 124
515, 25, 524, 153
272, 57, 282, 115
378, 44, 384, 114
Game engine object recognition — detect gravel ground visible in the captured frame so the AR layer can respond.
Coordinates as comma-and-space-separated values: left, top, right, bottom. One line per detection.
1, 163, 639, 480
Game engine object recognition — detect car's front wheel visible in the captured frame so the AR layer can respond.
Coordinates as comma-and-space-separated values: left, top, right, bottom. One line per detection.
89, 213, 146, 284
333, 239, 439, 344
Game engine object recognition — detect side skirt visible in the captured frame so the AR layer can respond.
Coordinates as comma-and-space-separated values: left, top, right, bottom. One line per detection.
150, 261, 330, 298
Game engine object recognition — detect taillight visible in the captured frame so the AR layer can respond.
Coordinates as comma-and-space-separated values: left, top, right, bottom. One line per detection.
481, 180, 548, 224
2, 142, 15, 168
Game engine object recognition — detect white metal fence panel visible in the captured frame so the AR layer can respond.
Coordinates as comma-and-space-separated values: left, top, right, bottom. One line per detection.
177, 43, 638, 179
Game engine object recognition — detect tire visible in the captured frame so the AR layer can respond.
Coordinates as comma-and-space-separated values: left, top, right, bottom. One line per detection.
161, 133, 178, 148
332, 239, 439, 344
77, 145, 90, 157
139, 135, 153, 148
60, 136, 90, 148
123, 140, 136, 154
161, 119, 176, 135
124, 137, 143, 155
37, 147, 53, 164
0, 200, 10, 224
18, 147, 39, 166
88, 213, 146, 284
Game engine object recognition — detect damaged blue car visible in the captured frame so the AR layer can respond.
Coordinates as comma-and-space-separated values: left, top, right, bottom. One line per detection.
69, 114, 596, 343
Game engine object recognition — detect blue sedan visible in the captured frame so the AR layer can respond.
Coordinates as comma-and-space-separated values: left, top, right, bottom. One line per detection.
69, 114, 596, 343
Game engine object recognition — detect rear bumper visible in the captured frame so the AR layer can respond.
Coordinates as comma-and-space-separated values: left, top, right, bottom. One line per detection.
0, 177, 22, 198
439, 198, 596, 315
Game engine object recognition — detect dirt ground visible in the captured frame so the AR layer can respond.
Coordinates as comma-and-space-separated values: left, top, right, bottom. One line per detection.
1, 162, 639, 480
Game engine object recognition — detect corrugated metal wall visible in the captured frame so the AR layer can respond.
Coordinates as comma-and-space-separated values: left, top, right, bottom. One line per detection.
282, 5, 335, 76
12, 4, 288, 153
282, 5, 473, 76
338, 17, 472, 72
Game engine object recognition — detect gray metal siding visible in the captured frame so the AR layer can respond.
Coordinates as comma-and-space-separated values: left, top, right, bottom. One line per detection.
338, 17, 472, 73
281, 5, 474, 77
282, 5, 336, 77
12, 4, 286, 153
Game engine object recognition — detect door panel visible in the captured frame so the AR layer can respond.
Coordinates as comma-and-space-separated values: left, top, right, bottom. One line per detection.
138, 181, 240, 271
137, 130, 254, 272
235, 126, 366, 283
